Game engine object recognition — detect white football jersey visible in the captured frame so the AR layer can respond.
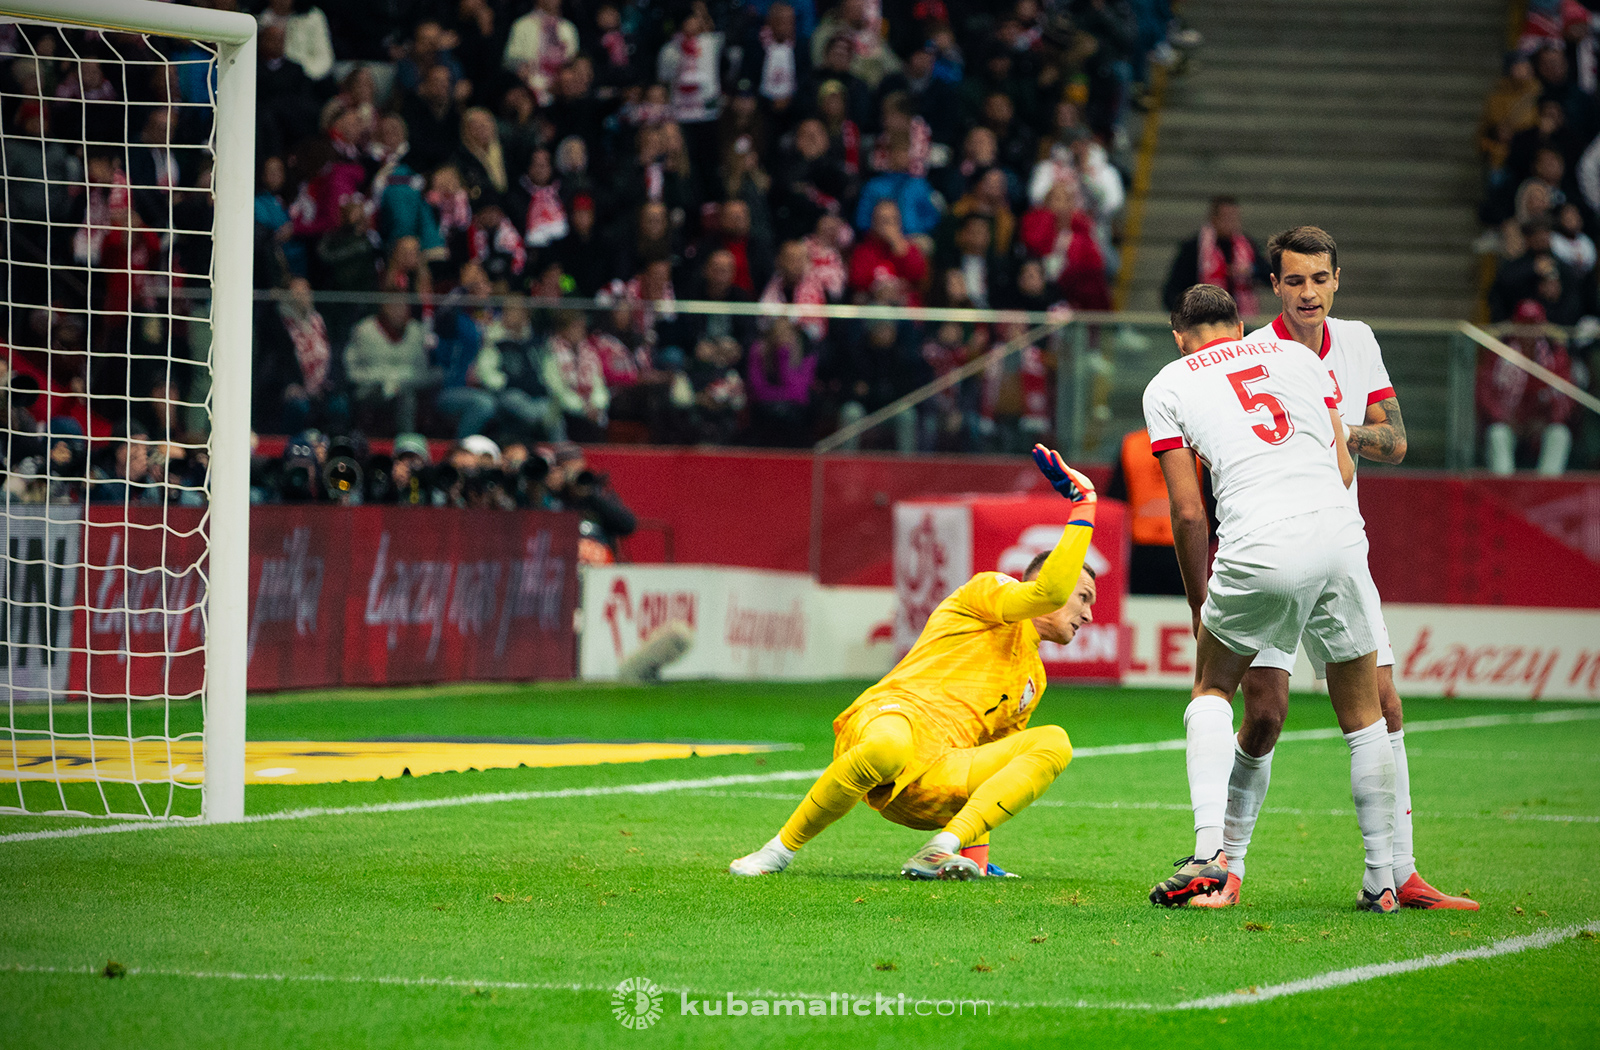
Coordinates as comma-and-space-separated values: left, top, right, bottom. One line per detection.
1142, 335, 1353, 547
1248, 316, 1395, 501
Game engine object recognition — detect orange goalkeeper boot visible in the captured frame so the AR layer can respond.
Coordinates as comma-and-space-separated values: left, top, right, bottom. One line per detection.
1188, 872, 1242, 908
1397, 872, 1480, 910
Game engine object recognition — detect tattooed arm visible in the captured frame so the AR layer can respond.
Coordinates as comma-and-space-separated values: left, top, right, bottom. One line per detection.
1346, 396, 1407, 464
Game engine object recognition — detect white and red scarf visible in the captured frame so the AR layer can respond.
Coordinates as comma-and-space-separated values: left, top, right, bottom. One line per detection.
281, 305, 332, 396
521, 177, 567, 247
1199, 223, 1257, 316
468, 217, 528, 277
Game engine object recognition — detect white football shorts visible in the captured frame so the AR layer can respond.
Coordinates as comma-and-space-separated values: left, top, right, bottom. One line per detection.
1252, 595, 1394, 679
1200, 506, 1382, 669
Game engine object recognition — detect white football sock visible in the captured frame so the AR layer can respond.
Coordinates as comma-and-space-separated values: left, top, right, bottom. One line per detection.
1344, 718, 1396, 896
1222, 742, 1274, 882
1185, 695, 1234, 860
1390, 730, 1416, 884
927, 830, 960, 855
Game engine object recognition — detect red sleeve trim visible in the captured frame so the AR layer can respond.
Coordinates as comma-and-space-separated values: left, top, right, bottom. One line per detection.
1149, 436, 1186, 454
1325, 396, 1338, 408
1366, 386, 1396, 407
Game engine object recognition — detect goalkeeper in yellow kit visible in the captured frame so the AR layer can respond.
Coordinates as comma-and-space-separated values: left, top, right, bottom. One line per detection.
729, 446, 1099, 880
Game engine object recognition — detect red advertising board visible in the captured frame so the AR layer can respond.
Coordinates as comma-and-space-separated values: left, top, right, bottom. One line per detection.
71, 505, 580, 697
894, 496, 1130, 684
970, 496, 1128, 683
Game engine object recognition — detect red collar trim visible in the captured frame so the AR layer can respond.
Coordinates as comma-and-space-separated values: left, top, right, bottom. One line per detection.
1271, 314, 1331, 359
1195, 336, 1236, 352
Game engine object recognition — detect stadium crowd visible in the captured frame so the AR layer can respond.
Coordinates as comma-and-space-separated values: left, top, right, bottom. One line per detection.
1477, 0, 1600, 472
0, 0, 1206, 485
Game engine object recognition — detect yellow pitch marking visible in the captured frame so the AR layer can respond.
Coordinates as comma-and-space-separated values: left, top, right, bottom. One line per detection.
0, 739, 784, 786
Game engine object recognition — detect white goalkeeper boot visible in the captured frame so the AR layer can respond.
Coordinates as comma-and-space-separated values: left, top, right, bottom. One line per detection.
729, 836, 796, 876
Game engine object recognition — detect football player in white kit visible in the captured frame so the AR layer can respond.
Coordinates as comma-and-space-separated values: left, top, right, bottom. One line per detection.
1187, 227, 1478, 911
1142, 284, 1401, 913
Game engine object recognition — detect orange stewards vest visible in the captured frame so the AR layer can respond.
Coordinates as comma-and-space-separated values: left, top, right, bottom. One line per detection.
1123, 428, 1175, 547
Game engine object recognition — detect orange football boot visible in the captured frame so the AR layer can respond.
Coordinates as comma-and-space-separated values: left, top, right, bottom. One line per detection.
1188, 872, 1242, 908
1397, 872, 1480, 910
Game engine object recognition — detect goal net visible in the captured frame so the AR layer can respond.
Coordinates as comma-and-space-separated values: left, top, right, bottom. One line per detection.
0, 0, 254, 823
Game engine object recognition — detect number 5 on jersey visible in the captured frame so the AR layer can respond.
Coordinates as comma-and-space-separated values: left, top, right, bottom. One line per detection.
1226, 365, 1295, 445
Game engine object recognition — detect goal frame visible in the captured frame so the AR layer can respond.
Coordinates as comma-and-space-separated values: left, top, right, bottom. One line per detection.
0, 0, 255, 823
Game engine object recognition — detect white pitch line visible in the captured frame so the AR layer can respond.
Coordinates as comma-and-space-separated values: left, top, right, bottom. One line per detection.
4, 922, 1595, 1013
1166, 920, 1600, 1011
5, 707, 1599, 846
0, 770, 828, 845
1030, 799, 1600, 823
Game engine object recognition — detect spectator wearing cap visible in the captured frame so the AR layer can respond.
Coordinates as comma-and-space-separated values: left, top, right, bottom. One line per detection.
390, 432, 434, 505
503, 0, 579, 107
544, 193, 608, 296
854, 135, 942, 236
543, 443, 637, 563
345, 298, 431, 436
848, 199, 928, 305
1479, 299, 1576, 474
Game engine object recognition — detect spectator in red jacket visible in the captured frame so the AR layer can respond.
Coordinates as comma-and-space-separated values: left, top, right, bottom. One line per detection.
848, 199, 928, 305
1019, 181, 1111, 311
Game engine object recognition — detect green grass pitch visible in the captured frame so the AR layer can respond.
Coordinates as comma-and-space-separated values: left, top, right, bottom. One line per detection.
2, 681, 1598, 1048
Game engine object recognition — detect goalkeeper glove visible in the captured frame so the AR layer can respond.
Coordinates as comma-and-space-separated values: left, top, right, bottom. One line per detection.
1031, 444, 1097, 523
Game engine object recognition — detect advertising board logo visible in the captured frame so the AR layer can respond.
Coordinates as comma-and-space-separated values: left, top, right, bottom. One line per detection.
602, 578, 697, 659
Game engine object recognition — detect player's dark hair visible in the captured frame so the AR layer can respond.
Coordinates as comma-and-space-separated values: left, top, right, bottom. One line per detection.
1170, 284, 1240, 333
1267, 225, 1338, 277
1023, 550, 1096, 581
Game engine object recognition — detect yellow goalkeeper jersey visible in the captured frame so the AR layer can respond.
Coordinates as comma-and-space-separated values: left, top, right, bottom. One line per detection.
832, 517, 1094, 804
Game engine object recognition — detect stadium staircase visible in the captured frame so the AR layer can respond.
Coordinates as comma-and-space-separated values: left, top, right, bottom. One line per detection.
1112, 0, 1506, 466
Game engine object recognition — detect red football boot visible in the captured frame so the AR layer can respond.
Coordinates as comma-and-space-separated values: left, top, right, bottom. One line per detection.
1397, 872, 1480, 910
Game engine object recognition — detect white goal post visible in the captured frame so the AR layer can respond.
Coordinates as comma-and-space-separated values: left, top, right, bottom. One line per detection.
0, 0, 254, 822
